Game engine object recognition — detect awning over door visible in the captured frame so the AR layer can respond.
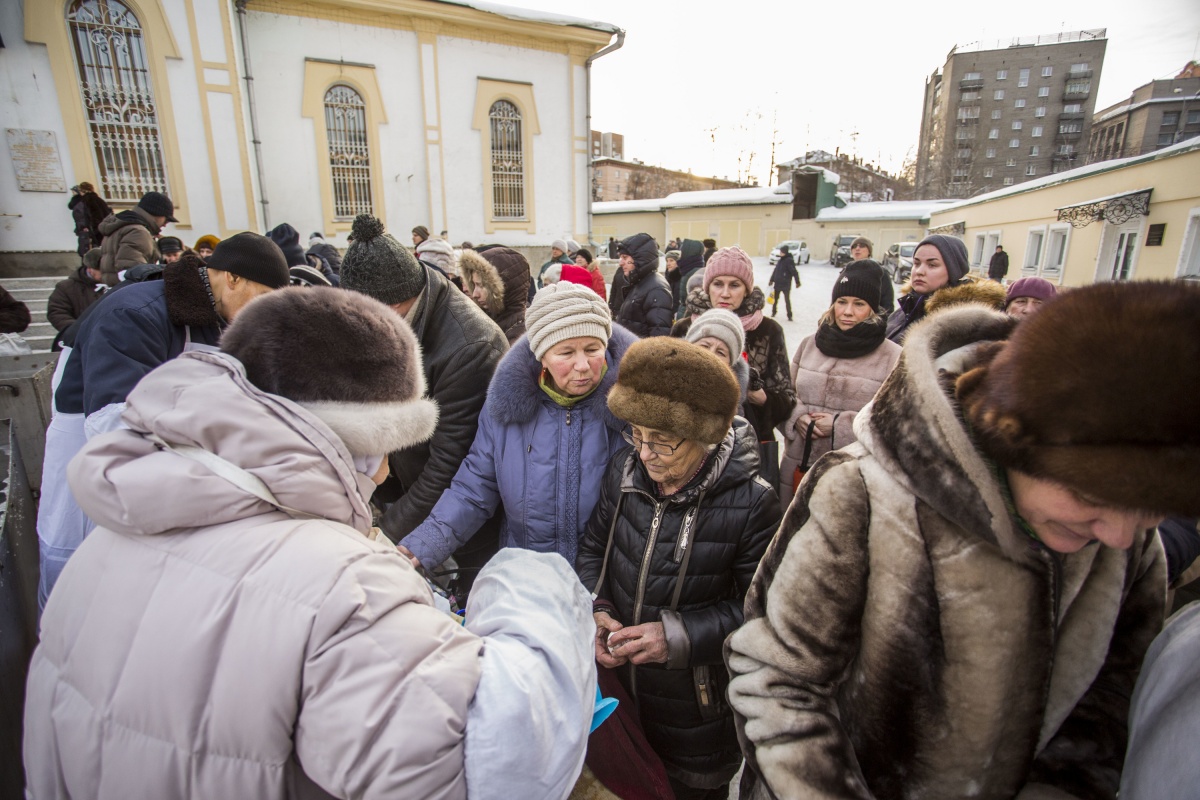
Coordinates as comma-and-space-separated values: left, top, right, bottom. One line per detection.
1056, 188, 1152, 228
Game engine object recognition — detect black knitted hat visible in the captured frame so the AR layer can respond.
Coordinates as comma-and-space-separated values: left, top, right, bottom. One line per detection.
341, 215, 427, 305
137, 191, 177, 223
267, 223, 309, 267
833, 259, 884, 310
220, 287, 437, 456
205, 232, 290, 289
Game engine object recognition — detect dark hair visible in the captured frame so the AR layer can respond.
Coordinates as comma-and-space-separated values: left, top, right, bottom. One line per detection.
702, 238, 716, 248
412, 225, 430, 241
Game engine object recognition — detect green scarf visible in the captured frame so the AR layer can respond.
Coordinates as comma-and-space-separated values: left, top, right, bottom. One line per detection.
539, 362, 608, 407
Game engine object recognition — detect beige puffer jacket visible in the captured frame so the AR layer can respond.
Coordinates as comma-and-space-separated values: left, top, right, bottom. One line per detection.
25, 352, 483, 799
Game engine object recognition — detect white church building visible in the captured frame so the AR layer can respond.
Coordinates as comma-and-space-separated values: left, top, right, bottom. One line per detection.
1, 0, 622, 273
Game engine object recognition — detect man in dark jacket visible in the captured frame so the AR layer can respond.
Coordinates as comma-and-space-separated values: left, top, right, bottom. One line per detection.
96, 191, 176, 286
673, 239, 706, 320
988, 245, 1009, 282
340, 214, 508, 596
47, 249, 106, 332
767, 245, 800, 321
307, 231, 343, 274
38, 233, 290, 607
269, 222, 339, 286
68, 182, 111, 255
615, 233, 674, 338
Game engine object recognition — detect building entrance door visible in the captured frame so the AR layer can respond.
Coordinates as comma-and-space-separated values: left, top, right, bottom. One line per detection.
1097, 220, 1141, 282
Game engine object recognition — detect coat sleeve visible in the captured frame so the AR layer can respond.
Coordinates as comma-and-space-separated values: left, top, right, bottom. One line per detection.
46, 284, 77, 332
381, 339, 506, 539
725, 454, 876, 800
78, 301, 173, 416
675, 481, 780, 667
1021, 532, 1167, 800
400, 407, 504, 569
641, 283, 676, 338
0, 286, 32, 334
115, 226, 156, 270
296, 549, 483, 800
781, 341, 807, 443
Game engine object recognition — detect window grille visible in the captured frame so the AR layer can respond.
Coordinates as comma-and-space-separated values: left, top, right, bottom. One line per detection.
324, 84, 372, 219
68, 0, 168, 202
489, 100, 525, 219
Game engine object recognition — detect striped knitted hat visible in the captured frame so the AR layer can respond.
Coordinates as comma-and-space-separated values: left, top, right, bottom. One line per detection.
526, 283, 611, 359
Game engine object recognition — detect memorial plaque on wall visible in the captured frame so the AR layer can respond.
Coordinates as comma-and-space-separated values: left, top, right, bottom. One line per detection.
6, 129, 67, 192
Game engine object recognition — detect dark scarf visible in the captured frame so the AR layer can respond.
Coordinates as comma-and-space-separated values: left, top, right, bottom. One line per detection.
814, 317, 889, 359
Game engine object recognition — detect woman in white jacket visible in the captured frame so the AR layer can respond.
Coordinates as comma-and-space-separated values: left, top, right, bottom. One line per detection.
24, 288, 595, 800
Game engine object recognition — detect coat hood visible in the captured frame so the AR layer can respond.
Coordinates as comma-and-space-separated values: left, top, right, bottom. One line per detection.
461, 248, 528, 317
486, 324, 637, 430
618, 233, 660, 285
923, 276, 1008, 315
68, 351, 376, 537
99, 207, 160, 236
855, 303, 1031, 562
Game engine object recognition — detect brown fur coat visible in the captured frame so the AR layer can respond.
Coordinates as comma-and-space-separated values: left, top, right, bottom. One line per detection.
726, 305, 1166, 800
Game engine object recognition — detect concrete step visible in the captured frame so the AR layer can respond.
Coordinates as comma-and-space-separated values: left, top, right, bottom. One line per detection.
0, 276, 62, 291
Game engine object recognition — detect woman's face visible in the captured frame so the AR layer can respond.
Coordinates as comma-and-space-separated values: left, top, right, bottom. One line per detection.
619, 253, 635, 275
628, 424, 708, 488
910, 244, 950, 295
468, 275, 490, 309
850, 244, 871, 261
833, 296, 873, 331
1007, 297, 1044, 318
1007, 470, 1163, 554
197, 247, 214, 259
694, 336, 732, 365
709, 276, 747, 311
575, 254, 590, 268
541, 337, 606, 396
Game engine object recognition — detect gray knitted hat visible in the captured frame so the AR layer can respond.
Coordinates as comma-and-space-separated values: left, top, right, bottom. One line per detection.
220, 287, 437, 457
526, 283, 611, 360
685, 308, 744, 368
341, 214, 427, 305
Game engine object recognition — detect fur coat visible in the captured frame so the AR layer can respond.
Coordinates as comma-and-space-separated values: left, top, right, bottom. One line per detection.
726, 305, 1166, 800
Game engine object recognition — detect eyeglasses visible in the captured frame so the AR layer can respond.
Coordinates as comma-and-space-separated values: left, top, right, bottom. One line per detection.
622, 428, 686, 456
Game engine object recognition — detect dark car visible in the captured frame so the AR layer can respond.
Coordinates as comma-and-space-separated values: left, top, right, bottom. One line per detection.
828, 234, 859, 268
882, 241, 919, 284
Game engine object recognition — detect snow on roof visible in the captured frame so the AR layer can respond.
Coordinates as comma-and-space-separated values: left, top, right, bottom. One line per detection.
595, 183, 792, 214
593, 198, 666, 214
433, 1, 621, 33
816, 200, 960, 222
931, 137, 1200, 217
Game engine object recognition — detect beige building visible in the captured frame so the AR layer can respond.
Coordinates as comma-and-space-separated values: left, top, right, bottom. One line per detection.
927, 138, 1200, 285
792, 200, 960, 264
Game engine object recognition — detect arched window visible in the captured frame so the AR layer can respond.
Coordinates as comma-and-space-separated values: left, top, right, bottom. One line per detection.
489, 100, 525, 219
68, 0, 168, 202
324, 84, 373, 219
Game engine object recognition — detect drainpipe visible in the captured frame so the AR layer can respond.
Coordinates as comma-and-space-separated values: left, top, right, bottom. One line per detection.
585, 29, 625, 250
234, 0, 270, 230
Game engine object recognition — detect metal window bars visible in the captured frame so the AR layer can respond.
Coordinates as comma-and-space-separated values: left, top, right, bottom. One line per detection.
489, 100, 525, 219
68, 0, 169, 203
324, 85, 373, 219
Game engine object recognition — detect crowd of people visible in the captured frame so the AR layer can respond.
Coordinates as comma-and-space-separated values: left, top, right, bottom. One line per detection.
11, 188, 1199, 799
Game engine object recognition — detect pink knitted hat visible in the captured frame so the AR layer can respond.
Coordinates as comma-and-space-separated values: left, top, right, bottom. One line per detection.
703, 246, 755, 292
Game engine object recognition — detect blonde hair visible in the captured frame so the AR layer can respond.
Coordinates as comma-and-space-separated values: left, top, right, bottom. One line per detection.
819, 300, 882, 328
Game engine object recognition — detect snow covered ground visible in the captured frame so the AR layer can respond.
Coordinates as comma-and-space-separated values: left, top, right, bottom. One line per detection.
750, 255, 841, 357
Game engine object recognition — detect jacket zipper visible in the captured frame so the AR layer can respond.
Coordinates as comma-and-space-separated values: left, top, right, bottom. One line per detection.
674, 505, 699, 563
632, 500, 665, 626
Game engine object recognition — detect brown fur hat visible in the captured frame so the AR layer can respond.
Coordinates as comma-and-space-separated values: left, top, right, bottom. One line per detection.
956, 280, 1200, 515
924, 275, 1008, 315
220, 287, 437, 456
608, 338, 739, 445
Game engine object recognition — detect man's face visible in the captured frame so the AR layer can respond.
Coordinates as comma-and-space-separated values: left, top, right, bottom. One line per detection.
153, 216, 169, 229
850, 244, 870, 261
552, 248, 564, 259
86, 268, 103, 283
206, 269, 274, 322
162, 251, 182, 265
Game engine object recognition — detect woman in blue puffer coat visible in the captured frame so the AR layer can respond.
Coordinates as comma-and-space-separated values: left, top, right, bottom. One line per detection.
401, 283, 637, 570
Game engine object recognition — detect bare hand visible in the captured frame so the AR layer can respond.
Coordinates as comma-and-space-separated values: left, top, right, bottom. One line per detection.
747, 388, 767, 406
606, 622, 669, 665
810, 413, 834, 438
594, 611, 627, 668
395, 543, 421, 569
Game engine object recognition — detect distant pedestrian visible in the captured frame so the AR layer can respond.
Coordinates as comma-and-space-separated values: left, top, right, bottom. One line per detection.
674, 239, 706, 319
537, 239, 573, 290
411, 225, 430, 248
97, 191, 177, 286
607, 237, 618, 259
68, 183, 111, 256
664, 249, 683, 311
702, 238, 717, 264
193, 235, 220, 259
768, 244, 800, 321
850, 236, 873, 262
306, 231, 342, 274
988, 244, 1009, 282
574, 248, 606, 299
1005, 276, 1057, 320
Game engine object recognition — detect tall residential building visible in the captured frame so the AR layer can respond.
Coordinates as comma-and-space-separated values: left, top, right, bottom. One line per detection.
915, 30, 1107, 199
1089, 62, 1200, 163
591, 131, 625, 160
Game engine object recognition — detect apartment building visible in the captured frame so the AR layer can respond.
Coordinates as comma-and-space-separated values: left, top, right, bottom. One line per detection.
915, 30, 1107, 199
1089, 62, 1200, 163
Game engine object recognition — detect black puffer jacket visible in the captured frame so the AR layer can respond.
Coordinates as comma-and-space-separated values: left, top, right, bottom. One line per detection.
615, 233, 674, 338
576, 419, 779, 787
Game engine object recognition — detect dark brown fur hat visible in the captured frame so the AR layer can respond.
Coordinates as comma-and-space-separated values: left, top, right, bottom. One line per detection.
220, 288, 437, 456
956, 280, 1200, 515
608, 338, 739, 445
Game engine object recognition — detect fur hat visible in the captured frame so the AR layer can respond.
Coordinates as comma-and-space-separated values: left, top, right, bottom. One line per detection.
608, 338, 739, 446
915, 235, 969, 284
685, 308, 744, 368
833, 259, 884, 310
924, 275, 1007, 315
206, 232, 291, 289
526, 282, 611, 360
341, 214, 427, 305
703, 246, 755, 292
956, 281, 1200, 516
220, 287, 437, 457
1006, 276, 1058, 307
267, 223, 309, 268
194, 234, 220, 253
665, 250, 682, 262
82, 248, 102, 271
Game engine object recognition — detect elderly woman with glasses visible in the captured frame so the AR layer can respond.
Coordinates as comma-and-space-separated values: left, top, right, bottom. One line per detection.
576, 338, 781, 800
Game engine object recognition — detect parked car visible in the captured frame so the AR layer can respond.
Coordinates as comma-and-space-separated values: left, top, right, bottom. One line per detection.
883, 241, 920, 284
828, 234, 860, 268
769, 240, 810, 266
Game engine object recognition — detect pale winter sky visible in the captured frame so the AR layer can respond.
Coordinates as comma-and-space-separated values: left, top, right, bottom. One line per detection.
513, 0, 1200, 185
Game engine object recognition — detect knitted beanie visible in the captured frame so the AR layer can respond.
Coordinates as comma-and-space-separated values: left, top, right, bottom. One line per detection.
157, 236, 183, 254
685, 308, 744, 368
267, 223, 309, 268
608, 338, 739, 445
956, 280, 1200, 516
205, 232, 290, 289
1005, 276, 1058, 308
916, 235, 969, 284
137, 191, 177, 223
665, 250, 682, 262
833, 259, 884, 310
850, 236, 873, 255
574, 248, 594, 264
193, 234, 220, 253
559, 264, 594, 288
566, 239, 582, 255
526, 282, 611, 360
341, 214, 427, 305
703, 246, 755, 292
220, 287, 437, 457
551, 239, 570, 254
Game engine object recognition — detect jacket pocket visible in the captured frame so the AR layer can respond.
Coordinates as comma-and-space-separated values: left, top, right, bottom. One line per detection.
693, 665, 726, 721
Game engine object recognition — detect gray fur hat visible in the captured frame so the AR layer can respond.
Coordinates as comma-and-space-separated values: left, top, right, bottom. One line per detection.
685, 308, 744, 367
341, 214, 427, 305
220, 287, 437, 456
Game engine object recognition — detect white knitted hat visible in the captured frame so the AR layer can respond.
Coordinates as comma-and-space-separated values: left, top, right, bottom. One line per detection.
526, 283, 612, 360
685, 308, 744, 367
